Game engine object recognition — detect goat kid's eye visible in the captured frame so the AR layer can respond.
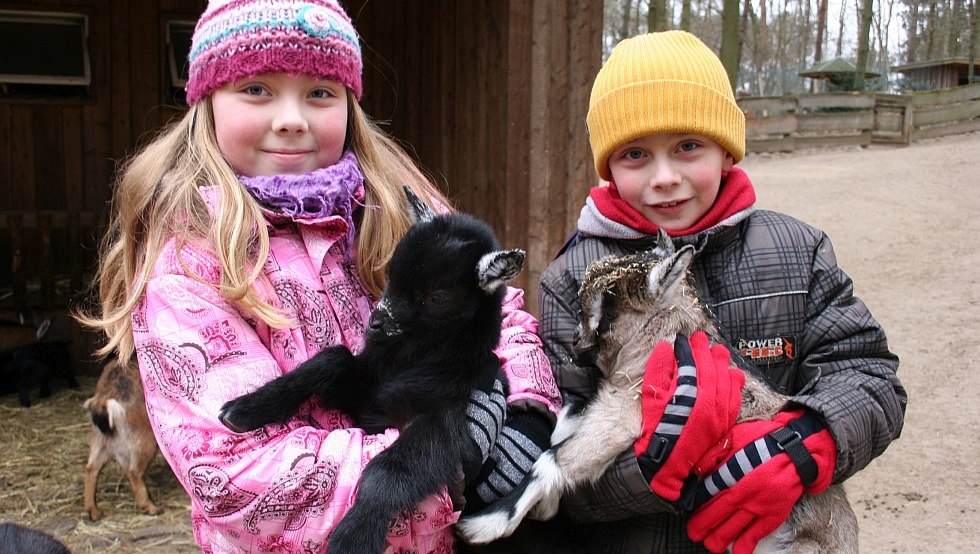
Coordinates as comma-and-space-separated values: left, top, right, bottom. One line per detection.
426, 291, 452, 307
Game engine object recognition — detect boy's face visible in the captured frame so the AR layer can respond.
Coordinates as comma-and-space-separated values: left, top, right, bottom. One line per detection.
608, 133, 735, 231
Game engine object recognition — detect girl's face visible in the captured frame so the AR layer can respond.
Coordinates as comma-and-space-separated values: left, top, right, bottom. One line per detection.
607, 133, 735, 231
211, 73, 349, 177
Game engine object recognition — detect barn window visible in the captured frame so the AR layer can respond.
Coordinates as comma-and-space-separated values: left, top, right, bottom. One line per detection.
0, 10, 90, 99
166, 20, 195, 104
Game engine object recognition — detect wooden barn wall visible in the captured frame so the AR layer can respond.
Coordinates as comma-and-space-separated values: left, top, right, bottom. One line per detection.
0, 0, 600, 374
0, 0, 206, 372
349, 0, 602, 308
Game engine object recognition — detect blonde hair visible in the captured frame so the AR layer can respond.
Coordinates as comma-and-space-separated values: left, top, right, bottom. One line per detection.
78, 92, 450, 361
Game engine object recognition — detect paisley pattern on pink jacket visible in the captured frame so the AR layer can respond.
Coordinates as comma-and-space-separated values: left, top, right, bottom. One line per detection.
134, 187, 561, 553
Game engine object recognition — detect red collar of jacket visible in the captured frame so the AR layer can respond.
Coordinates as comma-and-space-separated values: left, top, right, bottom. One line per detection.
588, 166, 757, 237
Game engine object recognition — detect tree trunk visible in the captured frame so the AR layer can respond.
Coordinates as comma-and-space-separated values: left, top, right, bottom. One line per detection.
854, 0, 874, 89
907, 0, 920, 63
926, 0, 939, 60
648, 0, 670, 32
815, 0, 828, 62
681, 0, 693, 30
970, 0, 979, 82
835, 0, 846, 57
720, 0, 741, 92
619, 0, 634, 42
952, 0, 965, 57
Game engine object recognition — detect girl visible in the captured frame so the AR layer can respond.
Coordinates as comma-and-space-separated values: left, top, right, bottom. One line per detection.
79, 1, 560, 551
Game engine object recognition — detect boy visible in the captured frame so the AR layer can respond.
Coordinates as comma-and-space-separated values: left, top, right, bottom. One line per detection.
538, 30, 906, 553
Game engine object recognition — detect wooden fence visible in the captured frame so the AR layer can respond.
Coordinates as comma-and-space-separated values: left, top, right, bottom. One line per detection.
739, 81, 980, 153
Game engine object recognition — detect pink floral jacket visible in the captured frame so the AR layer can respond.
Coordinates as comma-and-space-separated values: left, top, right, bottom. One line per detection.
133, 187, 560, 553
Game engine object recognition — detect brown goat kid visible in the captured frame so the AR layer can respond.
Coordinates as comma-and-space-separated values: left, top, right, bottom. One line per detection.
459, 238, 858, 553
83, 357, 161, 521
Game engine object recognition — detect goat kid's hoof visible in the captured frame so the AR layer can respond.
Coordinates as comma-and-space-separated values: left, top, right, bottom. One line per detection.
142, 503, 162, 516
217, 403, 253, 433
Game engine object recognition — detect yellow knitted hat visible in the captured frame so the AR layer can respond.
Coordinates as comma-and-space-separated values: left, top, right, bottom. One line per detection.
587, 31, 745, 181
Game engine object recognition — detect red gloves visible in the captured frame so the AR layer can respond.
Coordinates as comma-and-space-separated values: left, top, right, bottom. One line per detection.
687, 409, 838, 554
634, 331, 745, 503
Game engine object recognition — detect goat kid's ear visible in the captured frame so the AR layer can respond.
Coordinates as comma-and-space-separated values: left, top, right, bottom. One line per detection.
477, 249, 525, 293
403, 185, 437, 224
582, 288, 606, 339
653, 228, 676, 258
646, 244, 695, 297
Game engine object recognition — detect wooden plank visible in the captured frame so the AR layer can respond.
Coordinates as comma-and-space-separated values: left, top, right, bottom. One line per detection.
38, 213, 54, 301
911, 82, 980, 107
794, 132, 871, 150
564, 0, 601, 234
874, 106, 907, 134
912, 99, 980, 127
109, 1, 133, 170
130, 0, 162, 138
0, 105, 10, 211
524, 0, 558, 299
911, 117, 980, 141
871, 130, 907, 144
798, 92, 875, 110
8, 213, 25, 301
505, 0, 533, 296
62, 107, 84, 211
34, 107, 67, 210
747, 137, 795, 153
10, 109, 35, 209
746, 114, 797, 137
797, 110, 874, 132
83, 1, 113, 213
738, 96, 798, 115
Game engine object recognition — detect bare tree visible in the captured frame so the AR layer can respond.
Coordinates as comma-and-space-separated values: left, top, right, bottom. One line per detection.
681, 0, 694, 29
925, 0, 939, 59
952, 0, 965, 56
970, 0, 979, 82
854, 0, 875, 89
649, 0, 670, 31
815, 0, 828, 62
598, 0, 929, 95
835, 0, 846, 57
720, 0, 741, 90
906, 0, 920, 62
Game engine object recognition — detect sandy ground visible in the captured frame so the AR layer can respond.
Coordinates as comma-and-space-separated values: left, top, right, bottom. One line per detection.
739, 131, 980, 553
2, 132, 977, 552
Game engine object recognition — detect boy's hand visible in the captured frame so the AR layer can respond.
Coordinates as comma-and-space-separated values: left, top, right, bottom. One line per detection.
687, 410, 837, 554
634, 331, 745, 504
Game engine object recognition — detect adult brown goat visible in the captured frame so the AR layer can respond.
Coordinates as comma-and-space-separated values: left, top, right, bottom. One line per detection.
459, 235, 858, 553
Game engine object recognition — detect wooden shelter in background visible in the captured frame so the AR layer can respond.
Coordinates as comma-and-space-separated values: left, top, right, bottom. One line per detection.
892, 58, 980, 91
0, 1, 603, 372
799, 57, 881, 93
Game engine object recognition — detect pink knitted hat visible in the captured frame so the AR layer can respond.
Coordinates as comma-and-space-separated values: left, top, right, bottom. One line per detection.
185, 0, 362, 104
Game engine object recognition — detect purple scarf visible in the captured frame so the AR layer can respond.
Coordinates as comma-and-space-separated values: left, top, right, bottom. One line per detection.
239, 150, 365, 243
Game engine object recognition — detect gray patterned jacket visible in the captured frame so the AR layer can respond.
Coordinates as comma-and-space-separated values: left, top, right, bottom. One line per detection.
538, 207, 906, 553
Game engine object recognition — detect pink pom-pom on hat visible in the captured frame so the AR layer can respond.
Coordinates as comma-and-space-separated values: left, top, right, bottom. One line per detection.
185, 0, 362, 104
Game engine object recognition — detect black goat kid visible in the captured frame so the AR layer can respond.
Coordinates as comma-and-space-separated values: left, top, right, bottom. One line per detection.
218, 186, 525, 554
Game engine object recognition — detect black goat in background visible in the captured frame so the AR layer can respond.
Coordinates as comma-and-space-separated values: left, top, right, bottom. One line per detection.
219, 186, 525, 554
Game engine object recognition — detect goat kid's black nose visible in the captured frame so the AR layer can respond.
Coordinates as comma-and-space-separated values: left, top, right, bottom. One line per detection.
368, 313, 384, 330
